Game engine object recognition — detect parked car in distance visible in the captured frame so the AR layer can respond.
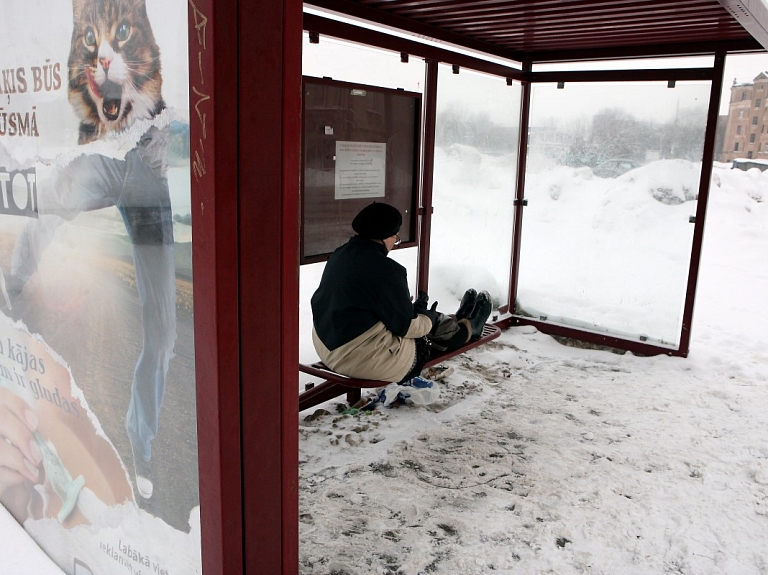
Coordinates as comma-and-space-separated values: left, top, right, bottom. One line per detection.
593, 159, 642, 178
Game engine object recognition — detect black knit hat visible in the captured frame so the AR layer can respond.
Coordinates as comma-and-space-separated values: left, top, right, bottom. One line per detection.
352, 202, 402, 240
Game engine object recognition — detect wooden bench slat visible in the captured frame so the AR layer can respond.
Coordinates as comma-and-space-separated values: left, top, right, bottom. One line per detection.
299, 324, 501, 412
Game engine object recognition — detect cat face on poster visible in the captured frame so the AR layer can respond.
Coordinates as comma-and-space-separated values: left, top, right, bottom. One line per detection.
67, 0, 165, 144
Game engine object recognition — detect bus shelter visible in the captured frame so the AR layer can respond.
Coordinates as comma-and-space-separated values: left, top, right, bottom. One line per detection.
0, 1, 766, 574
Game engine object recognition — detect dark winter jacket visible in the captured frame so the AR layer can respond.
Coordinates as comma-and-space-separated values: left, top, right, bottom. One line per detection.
311, 235, 432, 381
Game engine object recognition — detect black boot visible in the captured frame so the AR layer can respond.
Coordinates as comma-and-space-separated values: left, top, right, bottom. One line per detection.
455, 288, 477, 320
467, 291, 492, 338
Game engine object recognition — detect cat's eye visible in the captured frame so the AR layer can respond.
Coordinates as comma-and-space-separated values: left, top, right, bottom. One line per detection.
84, 27, 96, 47
116, 22, 130, 42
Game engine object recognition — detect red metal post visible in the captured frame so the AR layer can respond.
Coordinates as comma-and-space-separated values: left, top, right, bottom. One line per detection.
281, 0, 302, 567
417, 59, 439, 294
187, 0, 243, 574
678, 50, 726, 357
239, 0, 301, 573
505, 62, 532, 315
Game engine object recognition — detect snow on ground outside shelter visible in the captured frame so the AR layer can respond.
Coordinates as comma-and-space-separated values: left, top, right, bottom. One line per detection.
1, 159, 766, 574
294, 158, 768, 575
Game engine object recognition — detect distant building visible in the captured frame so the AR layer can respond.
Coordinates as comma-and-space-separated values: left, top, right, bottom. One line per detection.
721, 71, 768, 163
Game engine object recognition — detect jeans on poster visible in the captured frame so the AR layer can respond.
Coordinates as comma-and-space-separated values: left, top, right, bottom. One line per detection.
9, 133, 176, 465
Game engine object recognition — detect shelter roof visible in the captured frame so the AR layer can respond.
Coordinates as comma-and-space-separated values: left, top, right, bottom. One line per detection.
306, 0, 768, 62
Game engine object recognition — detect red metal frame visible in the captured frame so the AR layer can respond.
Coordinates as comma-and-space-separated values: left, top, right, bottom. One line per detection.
494, 316, 680, 356
239, 0, 301, 574
416, 59, 439, 294
529, 68, 715, 83
304, 13, 525, 81
281, 0, 303, 567
678, 50, 726, 356
187, 1, 243, 574
190, 0, 301, 573
300, 15, 729, 358
305, 0, 523, 62
504, 58, 725, 357
527, 39, 759, 63
299, 76, 423, 264
504, 61, 531, 316
298, 324, 501, 411
305, 0, 761, 62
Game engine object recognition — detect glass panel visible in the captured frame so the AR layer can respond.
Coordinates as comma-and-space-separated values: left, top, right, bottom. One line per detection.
428, 65, 521, 315
0, 0, 199, 571
300, 38, 422, 363
303, 33, 425, 92
518, 81, 711, 346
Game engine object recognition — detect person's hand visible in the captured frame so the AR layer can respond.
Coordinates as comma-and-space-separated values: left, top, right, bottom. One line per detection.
418, 301, 440, 328
0, 389, 42, 495
413, 291, 430, 311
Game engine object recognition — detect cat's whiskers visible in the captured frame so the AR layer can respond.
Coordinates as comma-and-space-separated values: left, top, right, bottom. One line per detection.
70, 65, 91, 80
120, 61, 161, 87
124, 69, 161, 86
122, 73, 162, 99
122, 59, 161, 77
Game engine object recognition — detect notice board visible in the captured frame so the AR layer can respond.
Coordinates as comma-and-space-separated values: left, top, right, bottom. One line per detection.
302, 76, 421, 263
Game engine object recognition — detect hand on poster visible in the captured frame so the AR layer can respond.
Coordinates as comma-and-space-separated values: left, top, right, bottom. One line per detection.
0, 387, 42, 493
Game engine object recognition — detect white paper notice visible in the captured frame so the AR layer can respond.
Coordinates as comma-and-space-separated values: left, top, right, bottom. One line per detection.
334, 141, 386, 199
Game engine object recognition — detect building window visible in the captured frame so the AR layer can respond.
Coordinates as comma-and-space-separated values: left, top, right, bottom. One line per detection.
739, 110, 745, 118
737, 125, 743, 134
748, 151, 753, 159
742, 91, 748, 100
750, 133, 756, 143
735, 142, 740, 151
765, 144, 768, 153
754, 116, 759, 125
758, 99, 763, 108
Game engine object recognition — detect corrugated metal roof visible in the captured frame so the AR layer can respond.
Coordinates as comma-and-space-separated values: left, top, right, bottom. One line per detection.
306, 0, 765, 61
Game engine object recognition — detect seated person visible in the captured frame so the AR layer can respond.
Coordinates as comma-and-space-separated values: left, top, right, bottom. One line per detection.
311, 202, 492, 383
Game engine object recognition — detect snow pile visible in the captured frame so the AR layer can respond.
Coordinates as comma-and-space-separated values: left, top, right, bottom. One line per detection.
613, 158, 700, 204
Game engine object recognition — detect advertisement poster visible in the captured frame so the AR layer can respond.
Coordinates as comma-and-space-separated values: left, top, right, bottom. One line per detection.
0, 0, 200, 573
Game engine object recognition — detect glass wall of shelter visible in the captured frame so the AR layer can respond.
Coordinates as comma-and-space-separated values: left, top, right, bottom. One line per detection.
519, 80, 710, 347
299, 34, 425, 365
427, 65, 522, 316
300, 30, 716, 355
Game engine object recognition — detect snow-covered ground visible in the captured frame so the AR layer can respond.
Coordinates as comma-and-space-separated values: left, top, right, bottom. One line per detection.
3, 161, 767, 574
294, 159, 768, 574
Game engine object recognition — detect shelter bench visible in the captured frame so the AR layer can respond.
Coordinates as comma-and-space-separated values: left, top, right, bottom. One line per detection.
299, 324, 501, 412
